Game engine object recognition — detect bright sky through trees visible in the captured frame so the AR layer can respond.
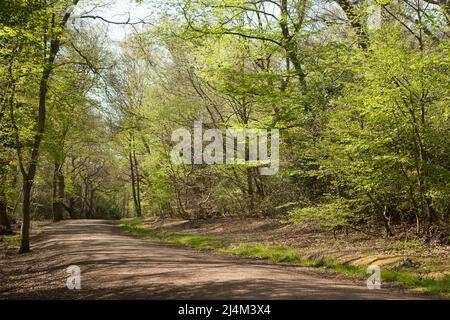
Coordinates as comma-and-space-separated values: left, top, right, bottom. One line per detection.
74, 0, 151, 42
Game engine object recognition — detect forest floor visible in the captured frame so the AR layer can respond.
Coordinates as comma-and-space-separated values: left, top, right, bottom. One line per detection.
0, 219, 446, 299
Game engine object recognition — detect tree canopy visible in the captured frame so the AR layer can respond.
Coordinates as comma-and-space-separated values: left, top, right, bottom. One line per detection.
0, 0, 449, 252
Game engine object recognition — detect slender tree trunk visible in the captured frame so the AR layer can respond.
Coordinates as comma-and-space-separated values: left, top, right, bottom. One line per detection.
84, 182, 92, 218
52, 161, 63, 222
129, 151, 141, 217
0, 201, 11, 232
246, 167, 254, 213
383, 205, 394, 238
89, 188, 95, 218
68, 197, 76, 219
58, 171, 65, 214
122, 192, 128, 218
81, 181, 90, 219
0, 166, 12, 234
0, 199, 12, 235
335, 0, 368, 49
133, 149, 142, 217
19, 179, 32, 253
279, 0, 307, 85
80, 184, 86, 218
17, 1, 79, 254
254, 175, 265, 198
52, 166, 58, 219
62, 202, 75, 219
19, 67, 50, 253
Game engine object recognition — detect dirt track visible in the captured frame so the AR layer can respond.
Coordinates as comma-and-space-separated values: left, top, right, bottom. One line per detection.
0, 220, 430, 299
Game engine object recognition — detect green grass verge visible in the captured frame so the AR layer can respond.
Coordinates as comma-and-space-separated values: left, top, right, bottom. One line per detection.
118, 218, 227, 250
118, 218, 449, 298
1, 228, 45, 251
220, 245, 450, 297
1, 234, 20, 249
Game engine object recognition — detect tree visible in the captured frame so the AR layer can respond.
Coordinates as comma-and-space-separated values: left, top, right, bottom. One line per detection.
2, 0, 80, 252
306, 26, 450, 238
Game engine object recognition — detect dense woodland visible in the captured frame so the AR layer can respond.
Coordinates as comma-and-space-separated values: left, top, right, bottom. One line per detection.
0, 0, 449, 254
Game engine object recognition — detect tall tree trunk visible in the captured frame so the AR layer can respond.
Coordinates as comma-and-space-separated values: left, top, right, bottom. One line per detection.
279, 0, 307, 85
58, 171, 65, 215
254, 174, 266, 198
18, 67, 50, 253
84, 182, 91, 218
383, 205, 394, 238
335, 0, 368, 49
52, 161, 63, 222
133, 149, 142, 217
0, 201, 11, 233
0, 166, 12, 234
17, 1, 79, 254
0, 198, 12, 235
246, 167, 254, 213
89, 188, 95, 218
62, 202, 75, 219
68, 196, 76, 219
129, 151, 141, 217
80, 183, 86, 219
19, 179, 32, 253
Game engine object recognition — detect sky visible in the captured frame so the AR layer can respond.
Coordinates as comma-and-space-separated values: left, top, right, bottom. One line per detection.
74, 0, 155, 42
69, 1, 158, 117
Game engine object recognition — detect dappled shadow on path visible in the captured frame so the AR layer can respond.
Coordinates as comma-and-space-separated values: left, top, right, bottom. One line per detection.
0, 220, 427, 300
5, 278, 412, 300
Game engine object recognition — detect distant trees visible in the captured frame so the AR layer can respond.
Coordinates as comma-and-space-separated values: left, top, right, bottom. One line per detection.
104, 37, 154, 218
0, 0, 126, 251
123, 0, 448, 240
1, 0, 449, 251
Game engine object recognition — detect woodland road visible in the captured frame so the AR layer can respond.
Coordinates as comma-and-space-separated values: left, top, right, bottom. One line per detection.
0, 220, 430, 299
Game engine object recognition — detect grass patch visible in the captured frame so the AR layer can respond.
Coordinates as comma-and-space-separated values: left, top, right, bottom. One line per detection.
119, 218, 170, 240
119, 218, 227, 250
219, 245, 302, 264
169, 235, 228, 250
1, 227, 45, 251
221, 244, 449, 297
118, 218, 449, 298
387, 239, 424, 252
382, 269, 450, 296
1, 234, 20, 250
219, 245, 365, 276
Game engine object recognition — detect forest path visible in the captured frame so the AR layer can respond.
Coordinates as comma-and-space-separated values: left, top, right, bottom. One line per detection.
0, 220, 429, 299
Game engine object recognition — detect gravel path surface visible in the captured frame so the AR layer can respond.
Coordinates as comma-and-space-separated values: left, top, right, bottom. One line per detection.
0, 220, 430, 299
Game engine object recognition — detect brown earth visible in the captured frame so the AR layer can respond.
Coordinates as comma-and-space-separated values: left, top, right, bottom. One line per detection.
0, 220, 434, 299
148, 217, 449, 278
